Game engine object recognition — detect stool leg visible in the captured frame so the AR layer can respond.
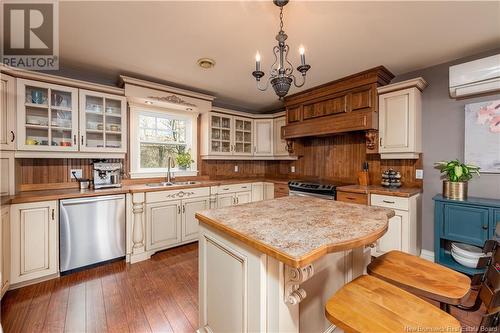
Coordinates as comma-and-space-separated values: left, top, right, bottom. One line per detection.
439, 302, 451, 313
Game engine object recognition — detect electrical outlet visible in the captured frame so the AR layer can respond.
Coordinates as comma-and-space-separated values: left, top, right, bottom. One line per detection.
70, 169, 82, 179
234, 165, 239, 172
415, 169, 424, 179
291, 166, 296, 173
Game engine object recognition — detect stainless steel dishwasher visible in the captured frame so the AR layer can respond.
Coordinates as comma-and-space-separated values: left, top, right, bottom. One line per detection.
60, 194, 126, 273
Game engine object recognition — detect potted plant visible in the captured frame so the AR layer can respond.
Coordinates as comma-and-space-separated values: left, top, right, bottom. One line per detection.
434, 159, 480, 200
176, 149, 194, 170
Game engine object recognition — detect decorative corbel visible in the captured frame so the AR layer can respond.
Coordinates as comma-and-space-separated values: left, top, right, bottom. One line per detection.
365, 130, 379, 154
284, 264, 314, 305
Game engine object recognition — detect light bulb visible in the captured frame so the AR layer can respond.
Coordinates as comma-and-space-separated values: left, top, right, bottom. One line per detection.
299, 46, 305, 55
255, 52, 261, 62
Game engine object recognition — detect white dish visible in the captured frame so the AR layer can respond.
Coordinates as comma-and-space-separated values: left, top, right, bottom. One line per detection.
451, 250, 479, 268
451, 242, 486, 259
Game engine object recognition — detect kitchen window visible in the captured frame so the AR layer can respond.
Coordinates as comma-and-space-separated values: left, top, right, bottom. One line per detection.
130, 106, 198, 178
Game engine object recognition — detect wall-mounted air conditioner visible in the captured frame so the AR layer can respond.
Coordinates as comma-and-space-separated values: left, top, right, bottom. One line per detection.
449, 54, 500, 98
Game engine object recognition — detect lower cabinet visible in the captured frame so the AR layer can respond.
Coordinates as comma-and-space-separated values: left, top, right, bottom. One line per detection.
10, 200, 58, 285
1, 205, 10, 297
251, 182, 275, 202
182, 197, 210, 243
217, 191, 252, 208
370, 194, 420, 257
146, 200, 182, 251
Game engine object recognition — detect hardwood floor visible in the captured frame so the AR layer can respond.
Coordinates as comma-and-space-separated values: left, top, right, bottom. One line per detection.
0, 243, 488, 333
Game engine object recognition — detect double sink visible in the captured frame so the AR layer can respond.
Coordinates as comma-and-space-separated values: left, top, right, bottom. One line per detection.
145, 181, 201, 187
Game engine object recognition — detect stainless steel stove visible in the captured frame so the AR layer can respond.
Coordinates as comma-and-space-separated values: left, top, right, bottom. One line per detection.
288, 180, 345, 200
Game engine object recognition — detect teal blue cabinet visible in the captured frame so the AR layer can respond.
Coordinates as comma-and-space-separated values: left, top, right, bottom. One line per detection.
434, 195, 500, 275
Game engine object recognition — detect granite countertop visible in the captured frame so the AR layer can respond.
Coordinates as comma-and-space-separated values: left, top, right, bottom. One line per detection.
4, 178, 290, 204
195, 196, 395, 268
337, 185, 422, 198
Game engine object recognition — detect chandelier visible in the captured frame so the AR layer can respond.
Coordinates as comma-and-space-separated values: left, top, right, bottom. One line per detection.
252, 0, 311, 99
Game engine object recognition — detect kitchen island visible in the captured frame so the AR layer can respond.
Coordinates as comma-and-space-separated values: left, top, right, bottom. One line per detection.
195, 196, 394, 333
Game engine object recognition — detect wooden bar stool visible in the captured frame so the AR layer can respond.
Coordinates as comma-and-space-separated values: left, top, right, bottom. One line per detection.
325, 275, 462, 333
367, 250, 471, 312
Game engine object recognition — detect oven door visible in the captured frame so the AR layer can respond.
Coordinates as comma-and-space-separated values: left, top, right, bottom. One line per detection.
289, 190, 335, 200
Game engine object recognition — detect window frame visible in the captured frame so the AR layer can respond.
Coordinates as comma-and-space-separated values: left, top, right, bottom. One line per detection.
129, 104, 198, 178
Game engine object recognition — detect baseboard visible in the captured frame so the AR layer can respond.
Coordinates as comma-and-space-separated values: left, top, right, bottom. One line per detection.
420, 249, 435, 262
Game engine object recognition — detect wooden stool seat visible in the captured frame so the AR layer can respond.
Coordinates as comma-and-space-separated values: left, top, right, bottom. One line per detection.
325, 275, 463, 333
368, 250, 471, 304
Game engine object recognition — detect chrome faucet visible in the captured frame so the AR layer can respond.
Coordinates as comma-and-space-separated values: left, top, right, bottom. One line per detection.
166, 156, 175, 184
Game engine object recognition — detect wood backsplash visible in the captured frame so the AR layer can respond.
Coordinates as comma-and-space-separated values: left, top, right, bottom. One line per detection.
17, 132, 422, 191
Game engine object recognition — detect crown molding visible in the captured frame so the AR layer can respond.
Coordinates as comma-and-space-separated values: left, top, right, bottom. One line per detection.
211, 106, 285, 119
377, 77, 428, 94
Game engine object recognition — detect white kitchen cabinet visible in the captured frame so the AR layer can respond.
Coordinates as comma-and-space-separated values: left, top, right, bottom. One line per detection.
233, 117, 253, 155
253, 119, 273, 156
1, 205, 10, 297
16, 79, 79, 152
377, 77, 426, 159
146, 200, 182, 251
0, 150, 15, 196
0, 74, 16, 150
235, 191, 251, 205
207, 112, 234, 155
79, 89, 127, 153
251, 183, 264, 202
217, 193, 235, 208
370, 194, 421, 257
182, 196, 209, 242
10, 200, 58, 285
273, 116, 288, 156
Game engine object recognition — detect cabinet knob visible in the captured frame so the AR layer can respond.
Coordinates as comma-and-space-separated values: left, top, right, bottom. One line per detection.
482, 225, 488, 230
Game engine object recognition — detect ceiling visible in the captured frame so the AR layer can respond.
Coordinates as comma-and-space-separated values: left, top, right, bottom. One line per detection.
57, 1, 500, 112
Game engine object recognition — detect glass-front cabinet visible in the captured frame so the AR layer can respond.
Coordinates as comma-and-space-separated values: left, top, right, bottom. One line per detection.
209, 113, 233, 155
17, 79, 79, 151
233, 117, 253, 155
79, 90, 127, 153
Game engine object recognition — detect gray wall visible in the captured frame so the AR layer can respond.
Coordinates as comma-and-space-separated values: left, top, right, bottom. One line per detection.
394, 48, 500, 252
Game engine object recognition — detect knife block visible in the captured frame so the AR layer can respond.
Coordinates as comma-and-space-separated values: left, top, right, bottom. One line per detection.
358, 171, 370, 186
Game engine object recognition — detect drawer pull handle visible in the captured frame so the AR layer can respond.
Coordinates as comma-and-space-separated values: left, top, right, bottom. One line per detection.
382, 200, 395, 204
482, 225, 488, 230
10, 131, 15, 142
223, 188, 230, 191
347, 197, 356, 200
51, 209, 55, 220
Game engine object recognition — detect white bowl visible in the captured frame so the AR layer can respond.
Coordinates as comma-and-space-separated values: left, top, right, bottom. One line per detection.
451, 242, 486, 259
451, 251, 479, 268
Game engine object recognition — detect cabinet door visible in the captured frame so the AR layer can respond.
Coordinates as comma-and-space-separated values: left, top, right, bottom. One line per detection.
235, 191, 251, 205
11, 200, 58, 284
0, 151, 15, 196
0, 74, 16, 150
209, 113, 233, 155
379, 88, 413, 153
146, 200, 182, 251
17, 79, 79, 152
442, 204, 489, 246
217, 193, 235, 208
273, 117, 288, 156
264, 183, 275, 200
1, 206, 10, 297
493, 209, 500, 239
253, 119, 273, 156
251, 183, 263, 202
79, 89, 127, 153
182, 197, 209, 242
233, 117, 253, 155
372, 211, 407, 256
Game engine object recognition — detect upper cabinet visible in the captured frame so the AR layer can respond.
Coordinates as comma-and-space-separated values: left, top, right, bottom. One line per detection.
282, 67, 394, 139
0, 74, 16, 151
254, 119, 273, 156
17, 79, 79, 151
13, 78, 127, 155
377, 77, 427, 159
79, 89, 127, 153
201, 110, 293, 160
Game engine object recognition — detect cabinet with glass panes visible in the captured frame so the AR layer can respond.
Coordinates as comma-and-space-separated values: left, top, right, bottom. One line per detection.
233, 117, 253, 155
79, 89, 127, 153
16, 79, 79, 151
209, 113, 233, 155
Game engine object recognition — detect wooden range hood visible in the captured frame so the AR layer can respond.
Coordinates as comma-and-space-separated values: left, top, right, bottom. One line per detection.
282, 66, 394, 139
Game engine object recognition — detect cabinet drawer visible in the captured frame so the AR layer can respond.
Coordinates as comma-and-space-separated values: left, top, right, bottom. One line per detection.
371, 194, 409, 211
337, 192, 368, 205
146, 187, 210, 203
442, 204, 489, 246
217, 183, 252, 194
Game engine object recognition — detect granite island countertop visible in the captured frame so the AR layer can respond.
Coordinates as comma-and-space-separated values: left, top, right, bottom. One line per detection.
195, 196, 395, 268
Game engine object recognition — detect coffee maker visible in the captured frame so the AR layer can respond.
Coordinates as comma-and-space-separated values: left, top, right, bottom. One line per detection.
93, 162, 122, 189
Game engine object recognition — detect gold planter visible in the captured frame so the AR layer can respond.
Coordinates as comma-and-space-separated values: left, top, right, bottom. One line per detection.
443, 181, 468, 200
